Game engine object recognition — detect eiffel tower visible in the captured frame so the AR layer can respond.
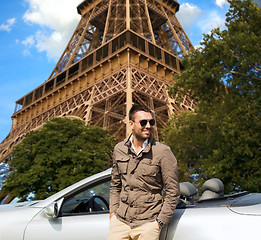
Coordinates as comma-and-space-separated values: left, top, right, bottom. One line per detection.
0, 0, 195, 163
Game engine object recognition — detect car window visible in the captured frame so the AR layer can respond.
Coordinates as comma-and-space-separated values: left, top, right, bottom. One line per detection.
60, 179, 110, 216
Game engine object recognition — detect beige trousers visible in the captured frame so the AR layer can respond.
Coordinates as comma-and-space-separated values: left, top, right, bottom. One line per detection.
107, 215, 161, 240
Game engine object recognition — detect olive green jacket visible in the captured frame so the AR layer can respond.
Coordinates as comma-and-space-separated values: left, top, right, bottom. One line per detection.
109, 135, 180, 227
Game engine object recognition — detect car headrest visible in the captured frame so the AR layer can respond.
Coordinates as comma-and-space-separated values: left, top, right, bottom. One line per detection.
199, 190, 220, 201
201, 178, 224, 193
180, 182, 198, 197
199, 178, 224, 201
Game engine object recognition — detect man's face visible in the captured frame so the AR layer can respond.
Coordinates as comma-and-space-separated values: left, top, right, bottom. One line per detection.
129, 111, 154, 141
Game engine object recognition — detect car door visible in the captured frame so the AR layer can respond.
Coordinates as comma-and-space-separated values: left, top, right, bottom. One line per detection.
24, 178, 111, 240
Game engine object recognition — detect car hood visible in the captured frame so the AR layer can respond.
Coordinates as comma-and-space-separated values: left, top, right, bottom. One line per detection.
0, 200, 41, 212
0, 201, 44, 232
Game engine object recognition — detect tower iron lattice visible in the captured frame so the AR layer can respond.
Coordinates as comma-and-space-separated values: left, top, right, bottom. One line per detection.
0, 0, 195, 163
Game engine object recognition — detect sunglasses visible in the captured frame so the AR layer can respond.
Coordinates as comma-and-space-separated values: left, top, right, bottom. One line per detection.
139, 119, 155, 127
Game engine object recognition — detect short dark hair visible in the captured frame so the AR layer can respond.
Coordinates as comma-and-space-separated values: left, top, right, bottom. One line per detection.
129, 105, 152, 120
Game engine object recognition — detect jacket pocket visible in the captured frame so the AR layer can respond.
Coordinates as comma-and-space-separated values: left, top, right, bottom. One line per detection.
117, 193, 129, 218
135, 194, 162, 220
116, 157, 129, 174
141, 160, 160, 176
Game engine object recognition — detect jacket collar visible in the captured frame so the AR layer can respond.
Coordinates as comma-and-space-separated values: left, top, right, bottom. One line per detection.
124, 134, 155, 155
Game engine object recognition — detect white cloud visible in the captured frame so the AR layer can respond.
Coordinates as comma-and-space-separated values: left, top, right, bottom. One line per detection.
176, 3, 202, 29
34, 30, 65, 59
215, 0, 229, 8
22, 0, 82, 60
21, 35, 35, 56
198, 10, 226, 33
22, 35, 35, 47
0, 18, 16, 32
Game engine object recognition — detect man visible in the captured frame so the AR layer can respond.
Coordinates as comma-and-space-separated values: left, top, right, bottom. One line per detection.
108, 105, 179, 240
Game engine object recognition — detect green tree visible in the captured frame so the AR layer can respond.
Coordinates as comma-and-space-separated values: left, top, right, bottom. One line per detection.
2, 117, 115, 201
164, 0, 261, 192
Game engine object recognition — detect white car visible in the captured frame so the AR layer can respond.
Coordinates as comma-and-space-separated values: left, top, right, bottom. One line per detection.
0, 168, 261, 240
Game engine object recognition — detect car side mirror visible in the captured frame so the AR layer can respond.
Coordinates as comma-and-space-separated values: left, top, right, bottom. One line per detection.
44, 198, 64, 218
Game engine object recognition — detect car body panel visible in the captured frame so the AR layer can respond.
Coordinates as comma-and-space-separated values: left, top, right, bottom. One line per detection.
0, 168, 260, 240
228, 193, 261, 215
24, 211, 109, 240
167, 206, 261, 240
0, 206, 42, 240
229, 204, 261, 215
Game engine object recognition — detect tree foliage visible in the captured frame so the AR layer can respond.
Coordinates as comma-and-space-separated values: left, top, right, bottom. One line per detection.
2, 118, 115, 201
164, 0, 261, 192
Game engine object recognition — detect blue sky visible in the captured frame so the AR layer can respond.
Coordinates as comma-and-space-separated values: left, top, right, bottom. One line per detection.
0, 0, 233, 142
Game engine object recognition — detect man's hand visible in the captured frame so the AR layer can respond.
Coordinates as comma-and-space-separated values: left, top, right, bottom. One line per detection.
110, 212, 116, 219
